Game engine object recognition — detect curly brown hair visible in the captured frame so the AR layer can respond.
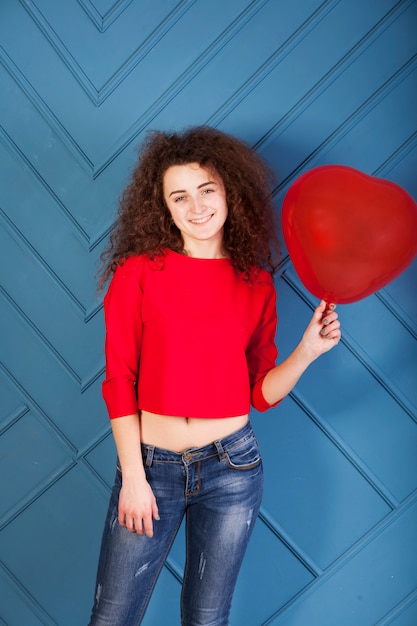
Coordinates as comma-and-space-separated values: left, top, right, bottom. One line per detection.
98, 126, 280, 289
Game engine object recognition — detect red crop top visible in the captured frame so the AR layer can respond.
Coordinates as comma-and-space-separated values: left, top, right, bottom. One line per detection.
102, 249, 279, 419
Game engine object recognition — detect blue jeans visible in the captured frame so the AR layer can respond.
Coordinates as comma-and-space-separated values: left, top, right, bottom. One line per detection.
88, 421, 263, 626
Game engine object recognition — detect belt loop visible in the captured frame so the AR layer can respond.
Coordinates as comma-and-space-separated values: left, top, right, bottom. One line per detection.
144, 446, 155, 468
214, 439, 226, 461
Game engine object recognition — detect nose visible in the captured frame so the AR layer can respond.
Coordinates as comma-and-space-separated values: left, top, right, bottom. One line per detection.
189, 195, 205, 214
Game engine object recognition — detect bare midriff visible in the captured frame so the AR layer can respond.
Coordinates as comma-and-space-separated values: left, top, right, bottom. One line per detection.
139, 410, 249, 453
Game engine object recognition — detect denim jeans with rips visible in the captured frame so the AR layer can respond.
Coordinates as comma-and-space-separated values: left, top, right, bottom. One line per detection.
88, 421, 264, 626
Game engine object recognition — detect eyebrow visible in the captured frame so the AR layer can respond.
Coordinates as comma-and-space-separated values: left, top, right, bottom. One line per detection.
168, 181, 218, 197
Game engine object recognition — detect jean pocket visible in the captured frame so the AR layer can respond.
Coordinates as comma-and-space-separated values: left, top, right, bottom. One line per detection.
224, 435, 262, 470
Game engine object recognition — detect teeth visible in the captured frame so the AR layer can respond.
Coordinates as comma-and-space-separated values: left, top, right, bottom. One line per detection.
190, 215, 212, 224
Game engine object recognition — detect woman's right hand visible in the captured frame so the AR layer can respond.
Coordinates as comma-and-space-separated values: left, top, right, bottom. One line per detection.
110, 413, 159, 537
118, 476, 159, 537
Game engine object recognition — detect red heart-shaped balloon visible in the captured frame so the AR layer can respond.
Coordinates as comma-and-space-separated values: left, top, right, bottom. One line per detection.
281, 165, 417, 304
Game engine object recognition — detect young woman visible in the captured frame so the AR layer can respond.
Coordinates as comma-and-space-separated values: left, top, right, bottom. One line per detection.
89, 127, 341, 626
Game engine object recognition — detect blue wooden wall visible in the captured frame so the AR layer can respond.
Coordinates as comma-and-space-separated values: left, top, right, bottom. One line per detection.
1, 1, 416, 624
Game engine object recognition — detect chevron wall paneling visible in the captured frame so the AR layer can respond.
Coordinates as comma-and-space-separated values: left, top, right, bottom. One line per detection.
1, 1, 416, 624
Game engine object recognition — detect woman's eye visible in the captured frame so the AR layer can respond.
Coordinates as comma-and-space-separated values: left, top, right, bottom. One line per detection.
174, 196, 186, 202
203, 188, 214, 195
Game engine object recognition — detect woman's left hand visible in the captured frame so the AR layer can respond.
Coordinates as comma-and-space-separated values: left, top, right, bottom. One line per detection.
301, 300, 341, 359
261, 300, 341, 405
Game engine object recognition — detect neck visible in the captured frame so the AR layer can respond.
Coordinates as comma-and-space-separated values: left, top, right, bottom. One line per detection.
182, 238, 226, 260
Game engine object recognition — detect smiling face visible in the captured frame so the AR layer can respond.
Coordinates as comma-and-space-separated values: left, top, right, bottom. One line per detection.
163, 162, 228, 258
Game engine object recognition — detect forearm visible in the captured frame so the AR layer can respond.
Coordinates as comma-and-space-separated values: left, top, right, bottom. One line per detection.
111, 413, 146, 482
261, 341, 317, 405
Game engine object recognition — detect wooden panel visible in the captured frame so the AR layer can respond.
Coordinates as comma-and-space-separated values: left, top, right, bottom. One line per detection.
268, 498, 417, 625
0, 466, 109, 626
1, 0, 416, 624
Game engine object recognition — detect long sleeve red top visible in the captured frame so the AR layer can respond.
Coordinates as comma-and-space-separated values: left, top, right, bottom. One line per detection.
102, 249, 279, 419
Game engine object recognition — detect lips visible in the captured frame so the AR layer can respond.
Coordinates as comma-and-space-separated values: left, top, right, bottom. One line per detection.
189, 214, 213, 225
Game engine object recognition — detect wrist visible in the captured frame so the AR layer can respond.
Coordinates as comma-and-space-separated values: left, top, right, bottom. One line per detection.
295, 339, 319, 366
120, 471, 148, 488
119, 459, 146, 481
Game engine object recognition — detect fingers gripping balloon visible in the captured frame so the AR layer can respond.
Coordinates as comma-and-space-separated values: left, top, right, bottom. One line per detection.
281, 165, 417, 304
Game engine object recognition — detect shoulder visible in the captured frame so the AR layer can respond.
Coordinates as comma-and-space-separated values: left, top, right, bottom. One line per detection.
116, 254, 150, 273
114, 252, 165, 278
244, 268, 276, 311
247, 266, 275, 289
105, 255, 153, 298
